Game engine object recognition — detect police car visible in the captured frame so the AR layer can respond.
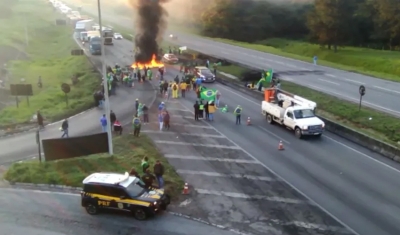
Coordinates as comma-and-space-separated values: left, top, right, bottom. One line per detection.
81, 172, 170, 220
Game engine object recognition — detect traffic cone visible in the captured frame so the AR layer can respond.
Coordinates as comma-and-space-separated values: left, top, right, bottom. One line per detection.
182, 183, 190, 195
278, 141, 284, 150
247, 117, 251, 125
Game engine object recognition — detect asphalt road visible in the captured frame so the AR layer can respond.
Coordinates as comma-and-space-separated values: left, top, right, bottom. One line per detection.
0, 39, 155, 165
140, 64, 400, 235
72, 2, 400, 117
0, 188, 238, 235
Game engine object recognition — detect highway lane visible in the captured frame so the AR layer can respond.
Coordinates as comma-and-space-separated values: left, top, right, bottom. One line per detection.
0, 40, 153, 165
141, 64, 400, 235
0, 188, 239, 235
71, 2, 400, 117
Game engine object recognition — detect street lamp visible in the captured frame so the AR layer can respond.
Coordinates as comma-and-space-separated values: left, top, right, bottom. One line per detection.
97, 0, 113, 155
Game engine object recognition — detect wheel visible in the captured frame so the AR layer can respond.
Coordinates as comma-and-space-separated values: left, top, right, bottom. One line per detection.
85, 203, 99, 215
266, 114, 273, 124
295, 127, 302, 139
132, 207, 147, 220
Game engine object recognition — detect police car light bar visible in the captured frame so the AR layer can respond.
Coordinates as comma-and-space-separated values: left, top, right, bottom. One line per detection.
114, 172, 130, 185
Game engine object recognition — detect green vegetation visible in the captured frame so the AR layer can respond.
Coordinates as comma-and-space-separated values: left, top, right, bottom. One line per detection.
217, 65, 400, 145
4, 134, 184, 199
0, 0, 100, 127
166, 0, 400, 81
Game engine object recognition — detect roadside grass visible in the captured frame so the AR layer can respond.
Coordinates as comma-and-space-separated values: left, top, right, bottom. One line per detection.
4, 134, 184, 199
169, 23, 400, 82
0, 0, 100, 127
217, 65, 400, 145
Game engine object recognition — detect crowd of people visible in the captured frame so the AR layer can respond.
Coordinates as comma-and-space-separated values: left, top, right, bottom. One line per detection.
129, 156, 165, 189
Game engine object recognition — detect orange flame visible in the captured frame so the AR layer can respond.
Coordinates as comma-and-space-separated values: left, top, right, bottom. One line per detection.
132, 54, 164, 70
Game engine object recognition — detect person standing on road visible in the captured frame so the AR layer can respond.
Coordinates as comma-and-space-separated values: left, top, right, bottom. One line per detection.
234, 105, 242, 125
199, 101, 204, 118
153, 160, 165, 188
208, 100, 216, 121
194, 101, 200, 121
110, 110, 116, 125
180, 81, 187, 98
204, 102, 209, 120
100, 114, 107, 132
37, 110, 44, 129
61, 118, 69, 138
163, 110, 170, 130
135, 98, 139, 113
158, 112, 164, 131
132, 115, 141, 137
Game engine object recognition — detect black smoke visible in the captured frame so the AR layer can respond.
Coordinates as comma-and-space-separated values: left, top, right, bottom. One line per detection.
133, 0, 169, 63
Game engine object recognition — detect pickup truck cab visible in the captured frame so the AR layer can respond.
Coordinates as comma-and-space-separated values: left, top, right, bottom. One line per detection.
261, 89, 325, 138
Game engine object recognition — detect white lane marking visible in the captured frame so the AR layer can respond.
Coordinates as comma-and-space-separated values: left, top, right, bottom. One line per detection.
216, 83, 400, 176
257, 126, 290, 144
141, 130, 225, 138
0, 188, 80, 196
195, 189, 308, 204
269, 220, 354, 234
344, 79, 364, 85
150, 123, 213, 129
155, 141, 240, 149
177, 170, 277, 181
168, 99, 359, 235
179, 199, 192, 207
373, 86, 400, 95
318, 78, 340, 85
164, 154, 259, 164
307, 84, 400, 115
326, 74, 336, 78
323, 135, 400, 174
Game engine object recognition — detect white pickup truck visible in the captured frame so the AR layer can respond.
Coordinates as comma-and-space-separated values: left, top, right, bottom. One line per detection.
261, 91, 325, 138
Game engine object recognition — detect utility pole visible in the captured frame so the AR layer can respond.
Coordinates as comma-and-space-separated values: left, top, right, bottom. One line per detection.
97, 0, 113, 155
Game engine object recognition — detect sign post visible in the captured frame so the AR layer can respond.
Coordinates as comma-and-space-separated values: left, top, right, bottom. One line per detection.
61, 83, 71, 107
36, 130, 42, 162
358, 85, 366, 111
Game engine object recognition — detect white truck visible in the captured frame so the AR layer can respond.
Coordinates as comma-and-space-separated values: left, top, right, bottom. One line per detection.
261, 89, 325, 138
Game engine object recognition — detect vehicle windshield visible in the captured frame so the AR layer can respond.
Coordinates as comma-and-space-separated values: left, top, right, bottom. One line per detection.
201, 69, 213, 75
293, 109, 315, 119
125, 179, 146, 197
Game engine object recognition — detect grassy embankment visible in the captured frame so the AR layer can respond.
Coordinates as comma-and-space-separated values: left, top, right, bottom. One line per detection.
4, 134, 184, 199
0, 0, 100, 127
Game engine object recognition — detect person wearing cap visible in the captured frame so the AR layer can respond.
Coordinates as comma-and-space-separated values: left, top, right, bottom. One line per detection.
234, 105, 242, 124
158, 101, 165, 112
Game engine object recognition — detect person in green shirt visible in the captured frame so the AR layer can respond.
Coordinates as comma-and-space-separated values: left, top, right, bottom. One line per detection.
199, 101, 204, 118
141, 156, 149, 173
132, 115, 141, 137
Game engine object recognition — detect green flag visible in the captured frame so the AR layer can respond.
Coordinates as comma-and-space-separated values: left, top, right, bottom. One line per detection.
200, 88, 217, 101
265, 69, 273, 82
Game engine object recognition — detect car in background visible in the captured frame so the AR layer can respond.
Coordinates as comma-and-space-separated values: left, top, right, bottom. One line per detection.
195, 66, 215, 83
162, 53, 179, 64
113, 33, 123, 40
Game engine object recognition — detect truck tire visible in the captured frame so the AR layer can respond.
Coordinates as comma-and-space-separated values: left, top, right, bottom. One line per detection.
295, 127, 302, 139
266, 114, 273, 124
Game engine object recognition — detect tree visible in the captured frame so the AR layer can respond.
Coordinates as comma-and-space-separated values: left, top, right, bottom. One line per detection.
371, 0, 400, 50
306, 0, 356, 52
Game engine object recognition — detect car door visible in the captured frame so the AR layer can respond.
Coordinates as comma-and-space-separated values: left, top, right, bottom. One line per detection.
283, 111, 295, 129
107, 187, 130, 211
